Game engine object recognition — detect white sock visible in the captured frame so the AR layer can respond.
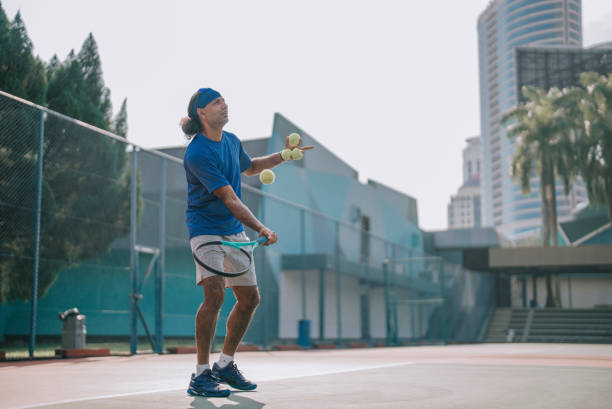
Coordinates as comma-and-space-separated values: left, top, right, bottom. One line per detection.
196, 363, 210, 376
216, 353, 234, 369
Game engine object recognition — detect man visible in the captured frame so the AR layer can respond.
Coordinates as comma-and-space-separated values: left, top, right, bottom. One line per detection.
180, 88, 312, 397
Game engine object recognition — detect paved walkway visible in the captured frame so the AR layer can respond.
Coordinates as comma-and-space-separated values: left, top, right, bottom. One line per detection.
2, 343, 612, 409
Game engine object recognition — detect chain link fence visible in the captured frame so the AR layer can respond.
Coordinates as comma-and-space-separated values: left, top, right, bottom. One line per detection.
0, 90, 496, 357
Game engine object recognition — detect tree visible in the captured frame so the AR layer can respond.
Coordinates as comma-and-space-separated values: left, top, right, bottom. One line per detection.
31, 33, 131, 302
113, 98, 128, 137
568, 72, 612, 229
0, 10, 46, 104
0, 24, 131, 303
0, 5, 52, 303
500, 86, 575, 307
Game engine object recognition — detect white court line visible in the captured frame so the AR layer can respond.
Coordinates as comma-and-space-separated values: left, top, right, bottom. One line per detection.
493, 346, 566, 355
8, 361, 414, 409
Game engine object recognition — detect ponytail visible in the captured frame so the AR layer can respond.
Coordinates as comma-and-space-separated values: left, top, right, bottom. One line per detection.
181, 92, 203, 139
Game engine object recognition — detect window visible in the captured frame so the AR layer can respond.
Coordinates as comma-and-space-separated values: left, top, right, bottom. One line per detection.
506, 12, 562, 32
507, 22, 561, 42
360, 215, 370, 263
568, 3, 580, 13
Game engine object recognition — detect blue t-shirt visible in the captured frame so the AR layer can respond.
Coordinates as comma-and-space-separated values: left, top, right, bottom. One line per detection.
183, 131, 252, 238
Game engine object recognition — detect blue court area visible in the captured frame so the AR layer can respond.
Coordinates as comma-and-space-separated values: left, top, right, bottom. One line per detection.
2, 343, 612, 409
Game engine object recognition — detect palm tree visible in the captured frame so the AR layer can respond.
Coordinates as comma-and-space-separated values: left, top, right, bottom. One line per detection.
500, 86, 575, 307
567, 72, 612, 228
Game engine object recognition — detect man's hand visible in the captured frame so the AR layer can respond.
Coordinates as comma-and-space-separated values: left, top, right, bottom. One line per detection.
258, 226, 277, 246
285, 135, 315, 152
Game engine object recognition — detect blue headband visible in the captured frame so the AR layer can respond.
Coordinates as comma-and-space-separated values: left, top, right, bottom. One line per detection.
192, 88, 221, 118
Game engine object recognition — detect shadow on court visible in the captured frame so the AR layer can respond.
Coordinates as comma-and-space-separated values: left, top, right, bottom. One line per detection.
188, 393, 264, 409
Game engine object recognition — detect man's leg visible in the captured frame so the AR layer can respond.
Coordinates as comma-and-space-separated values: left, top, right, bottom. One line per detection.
212, 285, 260, 391
222, 285, 260, 355
196, 275, 226, 365
188, 275, 231, 398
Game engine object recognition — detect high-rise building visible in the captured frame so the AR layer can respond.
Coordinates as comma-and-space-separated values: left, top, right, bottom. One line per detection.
448, 137, 482, 230
463, 136, 482, 183
477, 0, 583, 241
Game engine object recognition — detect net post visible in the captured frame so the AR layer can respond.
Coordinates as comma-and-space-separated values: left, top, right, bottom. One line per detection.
29, 110, 45, 359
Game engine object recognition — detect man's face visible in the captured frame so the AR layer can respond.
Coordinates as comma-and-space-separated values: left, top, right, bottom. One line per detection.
202, 97, 228, 128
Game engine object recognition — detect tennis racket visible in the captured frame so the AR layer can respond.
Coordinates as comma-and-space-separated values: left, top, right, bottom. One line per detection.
193, 236, 269, 278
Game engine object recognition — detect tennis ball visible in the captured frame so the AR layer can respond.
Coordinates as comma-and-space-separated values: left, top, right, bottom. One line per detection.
281, 148, 293, 161
259, 169, 276, 184
290, 148, 304, 160
287, 132, 301, 147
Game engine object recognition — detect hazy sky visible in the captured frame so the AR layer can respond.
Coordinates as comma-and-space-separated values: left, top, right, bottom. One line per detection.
4, 0, 612, 230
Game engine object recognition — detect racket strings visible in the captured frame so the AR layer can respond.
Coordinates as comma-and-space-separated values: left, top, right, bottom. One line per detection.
223, 245, 252, 273
195, 242, 253, 277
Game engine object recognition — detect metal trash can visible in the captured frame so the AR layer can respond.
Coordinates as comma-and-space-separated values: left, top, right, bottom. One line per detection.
58, 308, 86, 349
298, 319, 311, 348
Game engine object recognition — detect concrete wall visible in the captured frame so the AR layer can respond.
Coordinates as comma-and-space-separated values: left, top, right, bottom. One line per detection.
279, 269, 439, 341
279, 269, 362, 339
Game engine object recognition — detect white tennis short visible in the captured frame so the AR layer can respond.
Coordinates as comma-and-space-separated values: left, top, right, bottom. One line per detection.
190, 231, 258, 287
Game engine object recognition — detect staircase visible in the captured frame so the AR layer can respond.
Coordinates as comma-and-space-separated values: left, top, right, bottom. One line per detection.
483, 308, 513, 342
484, 308, 612, 343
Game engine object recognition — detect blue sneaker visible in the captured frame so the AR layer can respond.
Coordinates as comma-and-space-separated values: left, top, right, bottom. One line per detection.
187, 369, 231, 397
212, 361, 257, 391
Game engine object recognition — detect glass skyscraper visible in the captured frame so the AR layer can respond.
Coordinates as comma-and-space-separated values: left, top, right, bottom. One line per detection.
477, 0, 583, 241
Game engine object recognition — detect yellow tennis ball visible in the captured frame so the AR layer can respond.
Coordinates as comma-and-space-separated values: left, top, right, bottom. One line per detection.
281, 148, 293, 161
290, 148, 304, 160
288, 132, 301, 147
259, 169, 275, 184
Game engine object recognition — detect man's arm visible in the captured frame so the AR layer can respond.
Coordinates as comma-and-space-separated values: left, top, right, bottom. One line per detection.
213, 185, 277, 244
242, 152, 284, 176
242, 134, 315, 176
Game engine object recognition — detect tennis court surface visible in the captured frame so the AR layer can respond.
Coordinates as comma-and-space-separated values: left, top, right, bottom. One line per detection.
2, 343, 612, 409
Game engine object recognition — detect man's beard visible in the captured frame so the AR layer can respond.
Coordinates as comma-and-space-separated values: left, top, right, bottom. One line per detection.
212, 116, 228, 129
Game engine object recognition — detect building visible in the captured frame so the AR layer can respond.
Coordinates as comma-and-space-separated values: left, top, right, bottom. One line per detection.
516, 42, 612, 93
448, 137, 482, 229
477, 0, 582, 241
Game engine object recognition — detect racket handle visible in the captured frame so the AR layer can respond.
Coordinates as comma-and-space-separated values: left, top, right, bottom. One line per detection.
256, 236, 269, 245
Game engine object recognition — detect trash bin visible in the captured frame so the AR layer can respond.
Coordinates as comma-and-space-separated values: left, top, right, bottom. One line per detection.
298, 319, 311, 348
58, 308, 86, 349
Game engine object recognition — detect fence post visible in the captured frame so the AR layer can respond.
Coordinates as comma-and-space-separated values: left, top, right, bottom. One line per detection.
319, 268, 325, 341
29, 110, 45, 359
335, 221, 341, 346
259, 197, 267, 347
392, 267, 399, 346
439, 258, 448, 345
130, 147, 139, 355
156, 158, 166, 353
383, 259, 391, 346
301, 209, 306, 320
365, 261, 371, 345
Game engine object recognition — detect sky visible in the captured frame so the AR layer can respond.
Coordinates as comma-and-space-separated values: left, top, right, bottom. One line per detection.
3, 0, 612, 231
